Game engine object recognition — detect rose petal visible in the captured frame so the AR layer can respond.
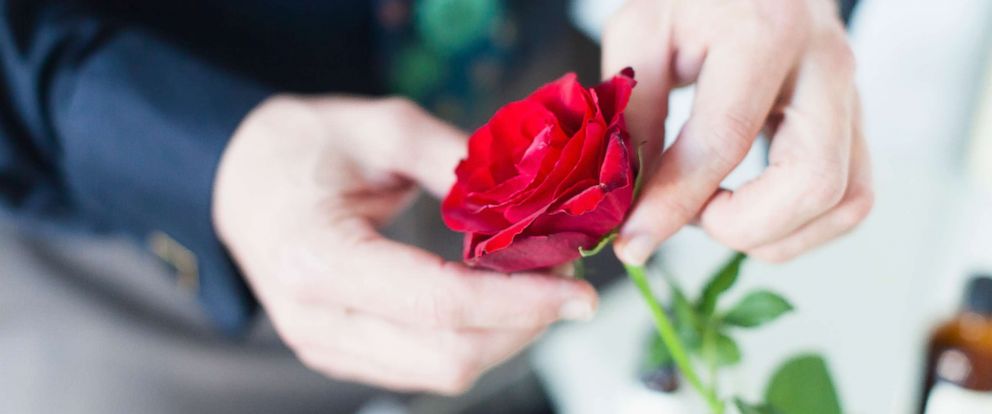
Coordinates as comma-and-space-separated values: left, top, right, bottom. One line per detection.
592, 68, 637, 126
467, 231, 595, 272
598, 129, 634, 191
530, 73, 595, 135
529, 131, 635, 236
471, 207, 547, 258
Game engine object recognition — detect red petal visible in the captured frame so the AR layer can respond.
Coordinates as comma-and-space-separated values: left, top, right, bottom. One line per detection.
592, 68, 637, 126
467, 232, 595, 272
529, 73, 595, 135
599, 129, 633, 190
471, 207, 547, 258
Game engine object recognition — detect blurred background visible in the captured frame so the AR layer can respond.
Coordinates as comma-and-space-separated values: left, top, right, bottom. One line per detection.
1, 0, 990, 413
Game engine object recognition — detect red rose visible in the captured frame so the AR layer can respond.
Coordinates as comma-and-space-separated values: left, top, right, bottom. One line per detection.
442, 69, 639, 272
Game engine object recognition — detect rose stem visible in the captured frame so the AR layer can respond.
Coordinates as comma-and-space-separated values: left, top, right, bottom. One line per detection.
624, 263, 724, 414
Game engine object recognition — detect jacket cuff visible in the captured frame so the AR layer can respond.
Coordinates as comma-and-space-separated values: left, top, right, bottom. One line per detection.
52, 28, 271, 335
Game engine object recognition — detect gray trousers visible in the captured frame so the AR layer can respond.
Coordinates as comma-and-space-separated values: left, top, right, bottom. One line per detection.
0, 203, 549, 414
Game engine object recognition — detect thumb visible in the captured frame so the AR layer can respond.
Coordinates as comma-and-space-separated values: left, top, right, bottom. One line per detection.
343, 98, 467, 199
401, 112, 469, 199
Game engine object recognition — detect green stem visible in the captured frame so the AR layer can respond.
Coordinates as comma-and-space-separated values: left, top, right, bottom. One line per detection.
703, 319, 720, 397
625, 263, 724, 414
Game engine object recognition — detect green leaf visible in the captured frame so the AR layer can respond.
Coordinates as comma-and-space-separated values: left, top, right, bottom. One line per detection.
724, 290, 794, 328
765, 354, 843, 414
578, 231, 617, 257
714, 332, 742, 367
734, 398, 780, 414
670, 281, 703, 351
696, 253, 747, 316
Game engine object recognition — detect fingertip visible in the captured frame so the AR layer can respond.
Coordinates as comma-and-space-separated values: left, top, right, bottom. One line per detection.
613, 231, 656, 266
554, 277, 598, 321
550, 262, 576, 278
559, 299, 595, 321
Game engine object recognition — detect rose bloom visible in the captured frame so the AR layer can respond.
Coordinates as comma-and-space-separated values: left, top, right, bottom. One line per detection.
442, 69, 638, 272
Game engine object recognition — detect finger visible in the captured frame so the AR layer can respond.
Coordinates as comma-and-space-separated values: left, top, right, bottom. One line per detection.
601, 0, 674, 166
283, 305, 542, 395
277, 221, 599, 329
550, 262, 576, 278
747, 93, 873, 262
399, 110, 468, 198
615, 26, 797, 265
699, 33, 856, 250
339, 98, 467, 199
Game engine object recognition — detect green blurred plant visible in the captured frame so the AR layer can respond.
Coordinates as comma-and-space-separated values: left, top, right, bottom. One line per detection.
629, 254, 844, 414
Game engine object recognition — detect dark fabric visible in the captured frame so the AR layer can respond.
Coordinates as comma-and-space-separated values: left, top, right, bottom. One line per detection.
841, 0, 859, 26
0, 0, 377, 335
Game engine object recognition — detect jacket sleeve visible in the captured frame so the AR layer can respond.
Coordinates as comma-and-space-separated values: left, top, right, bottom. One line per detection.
0, 0, 271, 335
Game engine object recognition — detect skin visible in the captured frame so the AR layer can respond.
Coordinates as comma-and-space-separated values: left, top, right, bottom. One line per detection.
605, 0, 874, 265
214, 96, 596, 395
213, 0, 873, 395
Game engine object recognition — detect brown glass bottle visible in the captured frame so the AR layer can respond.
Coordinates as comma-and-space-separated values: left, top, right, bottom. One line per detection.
919, 275, 992, 414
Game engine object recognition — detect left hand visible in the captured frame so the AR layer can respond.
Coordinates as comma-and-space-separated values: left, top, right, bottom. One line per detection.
603, 0, 873, 264
213, 96, 597, 395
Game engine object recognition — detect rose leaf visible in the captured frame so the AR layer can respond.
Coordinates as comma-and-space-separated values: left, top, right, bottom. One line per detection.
734, 398, 781, 414
714, 331, 742, 367
723, 290, 794, 328
765, 354, 843, 414
696, 252, 747, 317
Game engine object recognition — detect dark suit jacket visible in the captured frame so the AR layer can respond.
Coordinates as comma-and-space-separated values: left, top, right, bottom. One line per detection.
0, 0, 381, 335
0, 0, 859, 336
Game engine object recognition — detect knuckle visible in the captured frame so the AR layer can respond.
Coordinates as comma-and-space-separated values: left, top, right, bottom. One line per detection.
838, 188, 874, 229
438, 359, 480, 395
824, 37, 856, 79
375, 96, 432, 165
445, 333, 477, 360
705, 217, 761, 251
703, 116, 754, 169
802, 168, 847, 209
766, 1, 810, 42
730, 0, 808, 46
714, 230, 759, 252
380, 96, 420, 117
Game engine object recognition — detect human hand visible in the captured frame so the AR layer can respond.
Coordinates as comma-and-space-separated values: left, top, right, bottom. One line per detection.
603, 0, 873, 264
213, 96, 597, 394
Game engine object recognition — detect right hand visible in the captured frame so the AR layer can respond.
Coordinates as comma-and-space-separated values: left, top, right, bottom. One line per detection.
604, 0, 873, 264
212, 95, 598, 395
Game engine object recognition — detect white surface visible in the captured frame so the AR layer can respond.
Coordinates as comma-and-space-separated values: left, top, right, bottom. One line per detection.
538, 1, 992, 413
924, 382, 992, 414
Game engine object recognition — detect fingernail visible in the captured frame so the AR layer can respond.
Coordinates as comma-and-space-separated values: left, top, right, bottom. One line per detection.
559, 299, 594, 321
619, 234, 655, 266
